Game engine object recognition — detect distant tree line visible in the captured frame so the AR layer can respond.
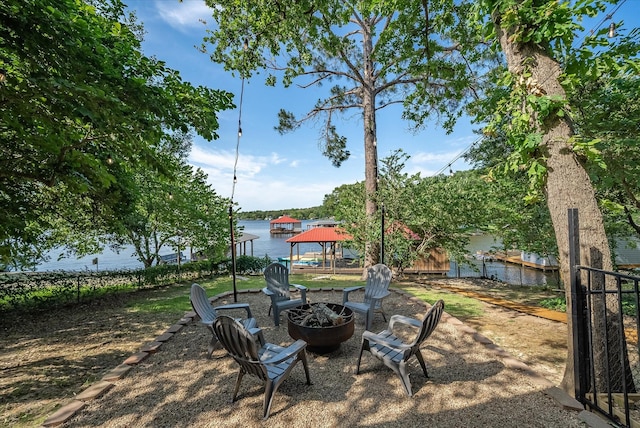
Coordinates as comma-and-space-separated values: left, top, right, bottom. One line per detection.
237, 206, 332, 221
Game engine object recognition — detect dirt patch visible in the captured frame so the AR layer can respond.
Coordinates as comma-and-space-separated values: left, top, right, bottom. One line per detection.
0, 279, 572, 427
423, 278, 568, 385
459, 298, 567, 384
0, 290, 179, 427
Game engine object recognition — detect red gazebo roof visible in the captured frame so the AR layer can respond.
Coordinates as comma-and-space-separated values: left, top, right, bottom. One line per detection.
387, 221, 421, 240
286, 227, 352, 243
270, 215, 301, 224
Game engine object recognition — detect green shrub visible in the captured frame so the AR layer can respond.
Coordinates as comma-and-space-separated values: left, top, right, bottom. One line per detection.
234, 255, 271, 274
540, 290, 639, 317
0, 257, 233, 312
539, 296, 566, 312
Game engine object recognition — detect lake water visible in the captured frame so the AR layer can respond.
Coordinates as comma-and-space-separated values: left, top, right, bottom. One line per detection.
34, 219, 559, 286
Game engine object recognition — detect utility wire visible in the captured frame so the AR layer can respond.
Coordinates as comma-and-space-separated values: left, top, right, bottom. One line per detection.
230, 50, 247, 202
432, 137, 483, 176
584, 0, 627, 41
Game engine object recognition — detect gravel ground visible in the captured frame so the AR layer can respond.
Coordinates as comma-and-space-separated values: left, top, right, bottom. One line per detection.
64, 289, 585, 427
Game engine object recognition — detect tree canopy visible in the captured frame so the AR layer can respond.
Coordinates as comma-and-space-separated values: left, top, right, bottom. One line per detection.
0, 0, 235, 270
325, 150, 525, 273
572, 76, 640, 244
201, 0, 484, 269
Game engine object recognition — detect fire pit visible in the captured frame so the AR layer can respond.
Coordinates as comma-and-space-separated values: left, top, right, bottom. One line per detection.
287, 303, 355, 353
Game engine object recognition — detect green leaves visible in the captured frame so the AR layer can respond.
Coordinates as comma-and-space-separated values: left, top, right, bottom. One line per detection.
470, 1, 640, 205
275, 109, 299, 134
326, 150, 547, 269
478, 0, 588, 47
0, 0, 234, 269
203, 0, 479, 159
121, 162, 231, 268
322, 126, 350, 167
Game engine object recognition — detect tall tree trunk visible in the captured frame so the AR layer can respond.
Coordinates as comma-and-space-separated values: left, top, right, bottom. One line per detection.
362, 19, 379, 274
494, 13, 631, 395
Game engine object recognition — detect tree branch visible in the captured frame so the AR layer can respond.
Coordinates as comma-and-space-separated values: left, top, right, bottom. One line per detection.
621, 176, 640, 211
295, 68, 359, 88
623, 205, 640, 236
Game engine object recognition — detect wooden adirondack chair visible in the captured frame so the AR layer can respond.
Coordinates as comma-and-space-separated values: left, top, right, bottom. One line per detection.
213, 315, 312, 419
356, 299, 445, 397
342, 263, 392, 330
190, 283, 264, 358
262, 262, 308, 326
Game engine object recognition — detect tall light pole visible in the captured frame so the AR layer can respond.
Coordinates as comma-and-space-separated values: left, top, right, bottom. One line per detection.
229, 205, 238, 302
380, 203, 385, 265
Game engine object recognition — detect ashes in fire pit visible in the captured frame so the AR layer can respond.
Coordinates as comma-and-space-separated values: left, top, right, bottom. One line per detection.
287, 303, 355, 353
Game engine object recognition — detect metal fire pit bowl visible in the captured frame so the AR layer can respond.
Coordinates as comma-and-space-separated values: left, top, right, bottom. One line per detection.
287, 303, 355, 354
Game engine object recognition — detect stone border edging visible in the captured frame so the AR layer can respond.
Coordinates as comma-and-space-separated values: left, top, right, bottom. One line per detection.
42, 287, 593, 427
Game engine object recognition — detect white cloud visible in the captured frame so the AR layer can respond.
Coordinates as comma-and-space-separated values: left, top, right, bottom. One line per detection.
188, 144, 361, 211
232, 178, 337, 211
411, 151, 462, 164
269, 152, 287, 165
155, 0, 212, 31
405, 164, 432, 176
410, 134, 480, 174
189, 145, 275, 179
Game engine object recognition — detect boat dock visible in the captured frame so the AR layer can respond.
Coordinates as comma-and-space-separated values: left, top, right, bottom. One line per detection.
480, 250, 559, 272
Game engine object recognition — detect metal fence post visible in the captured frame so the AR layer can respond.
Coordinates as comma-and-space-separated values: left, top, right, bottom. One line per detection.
569, 208, 588, 401
77, 275, 81, 304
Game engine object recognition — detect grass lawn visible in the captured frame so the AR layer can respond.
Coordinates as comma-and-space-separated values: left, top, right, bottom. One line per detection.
127, 273, 489, 320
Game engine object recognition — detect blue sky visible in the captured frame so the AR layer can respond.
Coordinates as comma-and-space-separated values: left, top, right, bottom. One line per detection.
123, 0, 635, 212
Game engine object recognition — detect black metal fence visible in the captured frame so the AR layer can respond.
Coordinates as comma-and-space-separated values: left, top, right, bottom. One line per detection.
570, 209, 640, 427
0, 260, 229, 312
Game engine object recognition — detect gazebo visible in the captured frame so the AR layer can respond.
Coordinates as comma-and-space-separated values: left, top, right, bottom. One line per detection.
234, 232, 259, 256
269, 215, 302, 235
285, 226, 353, 270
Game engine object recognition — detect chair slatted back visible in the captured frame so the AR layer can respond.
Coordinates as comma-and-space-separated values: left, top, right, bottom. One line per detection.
213, 315, 268, 381
410, 299, 445, 350
264, 262, 292, 302
364, 264, 392, 306
190, 283, 217, 323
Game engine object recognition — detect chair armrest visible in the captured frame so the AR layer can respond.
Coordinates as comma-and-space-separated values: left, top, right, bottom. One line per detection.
342, 286, 364, 303
248, 327, 265, 346
261, 339, 307, 365
389, 314, 421, 330
362, 331, 410, 351
291, 284, 307, 292
291, 284, 308, 302
215, 302, 253, 318
262, 287, 275, 297
368, 290, 391, 307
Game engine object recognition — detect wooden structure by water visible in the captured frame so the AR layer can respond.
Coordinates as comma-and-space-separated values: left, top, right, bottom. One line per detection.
281, 220, 451, 275
234, 233, 259, 256
270, 215, 302, 235
286, 247, 451, 275
405, 249, 450, 274
484, 250, 559, 271
285, 227, 353, 271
